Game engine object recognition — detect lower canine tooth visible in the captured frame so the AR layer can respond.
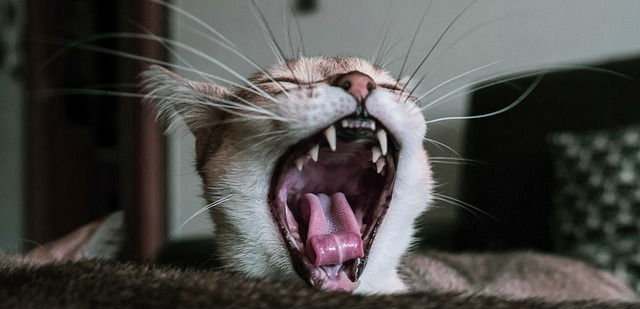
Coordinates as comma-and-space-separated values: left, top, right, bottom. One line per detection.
295, 157, 304, 171
371, 147, 381, 163
324, 126, 337, 151
309, 144, 319, 162
376, 157, 386, 173
376, 130, 388, 155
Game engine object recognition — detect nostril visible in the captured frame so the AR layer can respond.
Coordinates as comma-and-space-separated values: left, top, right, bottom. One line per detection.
366, 82, 374, 92
332, 71, 376, 103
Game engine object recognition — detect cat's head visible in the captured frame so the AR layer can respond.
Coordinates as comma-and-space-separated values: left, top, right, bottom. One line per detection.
141, 56, 432, 293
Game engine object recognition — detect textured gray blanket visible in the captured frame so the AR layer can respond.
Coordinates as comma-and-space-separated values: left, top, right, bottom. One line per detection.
1, 252, 638, 308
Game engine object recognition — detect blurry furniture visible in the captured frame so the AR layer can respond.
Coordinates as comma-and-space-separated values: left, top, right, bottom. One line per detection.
548, 124, 640, 292
458, 56, 640, 251
26, 0, 167, 260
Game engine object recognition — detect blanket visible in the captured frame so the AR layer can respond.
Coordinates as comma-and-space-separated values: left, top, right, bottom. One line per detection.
1, 252, 638, 309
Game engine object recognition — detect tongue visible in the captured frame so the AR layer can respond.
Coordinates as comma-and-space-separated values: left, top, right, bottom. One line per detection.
299, 192, 364, 266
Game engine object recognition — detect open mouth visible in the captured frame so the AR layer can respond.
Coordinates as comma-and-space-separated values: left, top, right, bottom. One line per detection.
268, 115, 399, 292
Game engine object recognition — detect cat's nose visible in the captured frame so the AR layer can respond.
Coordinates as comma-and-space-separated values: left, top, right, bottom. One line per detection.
334, 71, 376, 105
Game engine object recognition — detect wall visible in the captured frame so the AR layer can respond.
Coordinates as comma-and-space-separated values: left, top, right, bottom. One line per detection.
167, 0, 640, 239
0, 0, 24, 253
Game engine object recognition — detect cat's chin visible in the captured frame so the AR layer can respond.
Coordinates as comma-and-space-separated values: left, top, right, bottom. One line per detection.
268, 115, 398, 292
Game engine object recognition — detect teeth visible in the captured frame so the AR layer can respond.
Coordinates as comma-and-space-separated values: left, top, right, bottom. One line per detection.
371, 147, 381, 163
324, 126, 337, 151
295, 157, 304, 171
341, 119, 349, 128
309, 144, 319, 162
376, 157, 386, 173
376, 130, 387, 156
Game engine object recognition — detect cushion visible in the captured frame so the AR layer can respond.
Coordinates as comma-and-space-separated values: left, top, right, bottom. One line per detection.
549, 124, 640, 294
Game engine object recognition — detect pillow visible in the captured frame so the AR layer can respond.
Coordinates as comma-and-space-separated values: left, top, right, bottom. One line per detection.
549, 124, 640, 294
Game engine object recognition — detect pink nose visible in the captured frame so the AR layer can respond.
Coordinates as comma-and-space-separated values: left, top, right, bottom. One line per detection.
333, 71, 376, 104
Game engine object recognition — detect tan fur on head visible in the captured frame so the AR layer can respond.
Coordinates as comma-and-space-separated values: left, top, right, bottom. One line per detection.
141, 56, 433, 294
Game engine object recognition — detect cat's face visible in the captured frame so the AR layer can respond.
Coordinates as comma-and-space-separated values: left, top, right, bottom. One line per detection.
142, 56, 432, 294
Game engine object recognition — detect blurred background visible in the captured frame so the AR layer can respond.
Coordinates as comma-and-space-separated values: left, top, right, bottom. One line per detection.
1, 0, 639, 286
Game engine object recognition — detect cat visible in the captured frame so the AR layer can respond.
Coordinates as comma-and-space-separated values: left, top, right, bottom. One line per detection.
22, 0, 638, 299
139, 57, 434, 293
25, 56, 637, 300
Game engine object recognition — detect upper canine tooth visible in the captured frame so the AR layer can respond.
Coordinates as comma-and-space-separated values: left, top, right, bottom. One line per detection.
371, 147, 381, 163
324, 126, 337, 151
376, 129, 388, 155
309, 144, 319, 162
295, 157, 304, 171
376, 157, 386, 173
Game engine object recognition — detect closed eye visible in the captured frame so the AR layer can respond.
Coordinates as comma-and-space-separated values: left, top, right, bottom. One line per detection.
259, 77, 302, 86
378, 83, 404, 92
270, 77, 301, 84
260, 79, 408, 96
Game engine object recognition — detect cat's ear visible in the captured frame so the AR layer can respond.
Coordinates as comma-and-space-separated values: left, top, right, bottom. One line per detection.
140, 65, 230, 135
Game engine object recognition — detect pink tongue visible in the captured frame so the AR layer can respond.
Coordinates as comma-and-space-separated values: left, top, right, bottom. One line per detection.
299, 192, 364, 266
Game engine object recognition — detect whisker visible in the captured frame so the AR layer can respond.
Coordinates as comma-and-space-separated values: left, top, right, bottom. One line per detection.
121, 8, 275, 93
132, 26, 286, 120
142, 33, 279, 102
284, 4, 295, 59
38, 88, 288, 123
538, 64, 633, 80
432, 193, 499, 221
430, 156, 486, 165
414, 60, 502, 102
426, 74, 543, 124
144, 82, 287, 122
151, 0, 235, 48
421, 63, 632, 113
249, 0, 303, 91
78, 82, 138, 89
394, 0, 433, 93
42, 34, 280, 103
141, 31, 286, 119
84, 32, 279, 103
177, 195, 234, 231
249, 0, 285, 63
140, 2, 289, 106
179, 22, 292, 98
430, 160, 476, 166
429, 158, 484, 166
408, 14, 518, 91
373, 23, 394, 68
246, 129, 292, 140
377, 36, 408, 70
127, 20, 224, 94
21, 238, 46, 250
292, 10, 306, 57
421, 69, 546, 111
400, 0, 478, 95
384, 13, 516, 72
371, 1, 394, 67
423, 137, 463, 159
